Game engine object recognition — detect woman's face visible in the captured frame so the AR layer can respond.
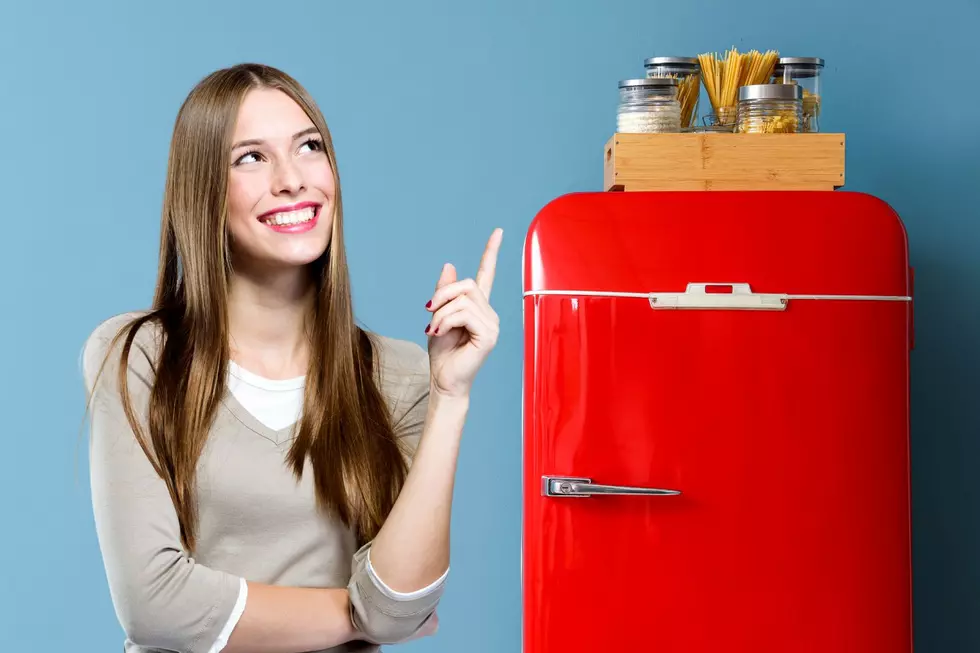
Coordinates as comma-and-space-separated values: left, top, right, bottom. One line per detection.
226, 88, 335, 272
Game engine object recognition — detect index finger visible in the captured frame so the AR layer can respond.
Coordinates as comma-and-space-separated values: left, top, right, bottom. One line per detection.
475, 228, 503, 300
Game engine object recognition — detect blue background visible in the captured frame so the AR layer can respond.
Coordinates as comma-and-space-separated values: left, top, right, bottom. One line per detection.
2, 0, 978, 651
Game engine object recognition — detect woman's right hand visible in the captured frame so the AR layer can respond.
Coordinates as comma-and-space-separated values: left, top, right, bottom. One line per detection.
425, 228, 502, 400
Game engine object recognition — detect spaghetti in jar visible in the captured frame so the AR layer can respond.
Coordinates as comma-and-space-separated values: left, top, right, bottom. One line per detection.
643, 56, 701, 131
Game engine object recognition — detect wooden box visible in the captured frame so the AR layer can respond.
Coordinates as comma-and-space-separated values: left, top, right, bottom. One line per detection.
603, 132, 845, 192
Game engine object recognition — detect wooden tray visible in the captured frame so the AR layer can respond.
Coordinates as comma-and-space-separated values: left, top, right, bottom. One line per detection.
603, 132, 845, 192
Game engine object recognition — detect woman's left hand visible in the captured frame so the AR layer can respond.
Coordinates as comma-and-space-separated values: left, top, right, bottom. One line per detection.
424, 228, 503, 400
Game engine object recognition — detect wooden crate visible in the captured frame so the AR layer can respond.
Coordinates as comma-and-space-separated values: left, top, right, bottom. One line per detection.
603, 132, 845, 192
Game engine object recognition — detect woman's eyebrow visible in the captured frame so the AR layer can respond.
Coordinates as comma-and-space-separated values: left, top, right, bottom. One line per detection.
232, 127, 320, 151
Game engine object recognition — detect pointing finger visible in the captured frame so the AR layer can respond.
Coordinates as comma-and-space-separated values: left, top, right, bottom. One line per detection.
475, 228, 503, 300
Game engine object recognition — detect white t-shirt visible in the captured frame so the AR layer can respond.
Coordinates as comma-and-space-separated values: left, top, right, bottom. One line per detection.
226, 360, 305, 431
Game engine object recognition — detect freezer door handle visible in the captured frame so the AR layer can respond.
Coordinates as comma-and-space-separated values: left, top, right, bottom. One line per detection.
542, 476, 681, 497
648, 283, 788, 310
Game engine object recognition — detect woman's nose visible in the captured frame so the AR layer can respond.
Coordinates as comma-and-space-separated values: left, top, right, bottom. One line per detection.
272, 159, 305, 196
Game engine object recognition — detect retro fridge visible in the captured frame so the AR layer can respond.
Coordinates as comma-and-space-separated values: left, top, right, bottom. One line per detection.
521, 190, 913, 652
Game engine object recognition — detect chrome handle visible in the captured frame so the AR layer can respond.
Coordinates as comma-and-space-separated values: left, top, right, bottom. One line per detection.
542, 476, 681, 498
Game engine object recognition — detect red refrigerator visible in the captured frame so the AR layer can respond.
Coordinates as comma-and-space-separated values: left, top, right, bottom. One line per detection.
521, 190, 913, 652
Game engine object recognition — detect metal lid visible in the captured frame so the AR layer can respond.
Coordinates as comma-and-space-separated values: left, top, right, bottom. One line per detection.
739, 83, 802, 101
776, 57, 825, 67
643, 56, 700, 68
619, 77, 679, 89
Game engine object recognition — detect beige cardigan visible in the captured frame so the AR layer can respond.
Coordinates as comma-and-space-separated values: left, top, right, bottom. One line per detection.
83, 312, 443, 653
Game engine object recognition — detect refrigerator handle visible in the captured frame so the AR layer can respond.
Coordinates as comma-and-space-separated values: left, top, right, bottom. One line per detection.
649, 283, 788, 311
542, 476, 681, 498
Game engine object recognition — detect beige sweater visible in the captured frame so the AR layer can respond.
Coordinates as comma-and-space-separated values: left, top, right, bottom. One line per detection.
82, 313, 444, 653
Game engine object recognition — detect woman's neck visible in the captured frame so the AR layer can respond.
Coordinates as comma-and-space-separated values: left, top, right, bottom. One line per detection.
227, 265, 315, 380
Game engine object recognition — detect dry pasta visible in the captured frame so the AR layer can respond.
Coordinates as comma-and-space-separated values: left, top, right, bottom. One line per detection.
698, 48, 779, 124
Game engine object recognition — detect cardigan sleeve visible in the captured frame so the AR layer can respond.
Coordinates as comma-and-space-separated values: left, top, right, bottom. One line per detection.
83, 315, 243, 653
346, 336, 446, 644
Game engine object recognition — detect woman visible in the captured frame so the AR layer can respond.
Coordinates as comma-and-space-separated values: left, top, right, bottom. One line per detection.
82, 62, 502, 653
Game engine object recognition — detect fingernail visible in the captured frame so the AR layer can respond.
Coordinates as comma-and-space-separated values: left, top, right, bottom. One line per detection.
425, 324, 431, 334
425, 300, 432, 309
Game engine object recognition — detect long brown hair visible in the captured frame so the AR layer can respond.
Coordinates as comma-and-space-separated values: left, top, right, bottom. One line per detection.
98, 63, 408, 551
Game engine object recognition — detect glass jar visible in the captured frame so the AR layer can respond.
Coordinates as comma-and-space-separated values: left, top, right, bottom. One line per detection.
771, 57, 824, 132
697, 114, 735, 133
617, 78, 681, 134
643, 56, 701, 130
707, 106, 739, 128
736, 84, 802, 134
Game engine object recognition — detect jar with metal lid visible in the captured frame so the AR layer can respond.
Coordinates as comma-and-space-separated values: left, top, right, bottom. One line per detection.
735, 84, 802, 134
643, 56, 701, 130
617, 78, 681, 134
772, 57, 824, 132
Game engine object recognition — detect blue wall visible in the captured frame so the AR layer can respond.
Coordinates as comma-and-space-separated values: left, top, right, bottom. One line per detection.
1, 1, 977, 651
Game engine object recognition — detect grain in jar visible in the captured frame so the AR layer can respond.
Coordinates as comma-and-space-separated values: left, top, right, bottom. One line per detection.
643, 56, 701, 130
617, 78, 681, 134
735, 84, 802, 134
772, 57, 824, 132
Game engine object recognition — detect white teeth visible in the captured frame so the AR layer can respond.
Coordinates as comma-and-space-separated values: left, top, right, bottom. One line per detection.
263, 206, 316, 226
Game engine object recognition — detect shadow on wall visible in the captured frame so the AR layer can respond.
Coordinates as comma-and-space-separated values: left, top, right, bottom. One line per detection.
871, 128, 980, 651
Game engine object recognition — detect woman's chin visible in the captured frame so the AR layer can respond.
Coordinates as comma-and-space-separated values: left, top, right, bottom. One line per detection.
232, 245, 328, 278
262, 232, 330, 267
266, 250, 327, 270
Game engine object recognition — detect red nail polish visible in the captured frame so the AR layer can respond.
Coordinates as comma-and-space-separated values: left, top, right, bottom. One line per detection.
425, 324, 431, 334
425, 300, 432, 309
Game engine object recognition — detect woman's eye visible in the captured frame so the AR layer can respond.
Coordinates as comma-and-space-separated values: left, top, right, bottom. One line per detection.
234, 150, 261, 166
300, 138, 324, 154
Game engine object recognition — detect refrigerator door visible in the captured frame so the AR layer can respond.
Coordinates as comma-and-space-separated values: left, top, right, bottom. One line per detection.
522, 191, 913, 653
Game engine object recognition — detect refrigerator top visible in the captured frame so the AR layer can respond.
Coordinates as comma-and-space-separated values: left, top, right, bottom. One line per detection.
523, 191, 910, 298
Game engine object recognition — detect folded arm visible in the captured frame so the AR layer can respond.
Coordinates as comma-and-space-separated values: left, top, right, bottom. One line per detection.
84, 320, 358, 653
346, 342, 462, 643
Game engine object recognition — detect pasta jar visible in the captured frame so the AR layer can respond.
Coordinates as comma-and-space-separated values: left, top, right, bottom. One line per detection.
617, 78, 681, 134
772, 57, 824, 132
643, 56, 701, 130
736, 84, 803, 134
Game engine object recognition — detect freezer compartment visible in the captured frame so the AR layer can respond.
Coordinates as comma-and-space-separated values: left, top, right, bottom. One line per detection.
523, 190, 910, 301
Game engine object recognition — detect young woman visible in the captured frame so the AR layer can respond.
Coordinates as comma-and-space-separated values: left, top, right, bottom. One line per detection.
82, 62, 502, 653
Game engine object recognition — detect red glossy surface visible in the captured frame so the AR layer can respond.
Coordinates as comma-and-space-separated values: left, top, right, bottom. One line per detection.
522, 191, 912, 652
523, 191, 910, 298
